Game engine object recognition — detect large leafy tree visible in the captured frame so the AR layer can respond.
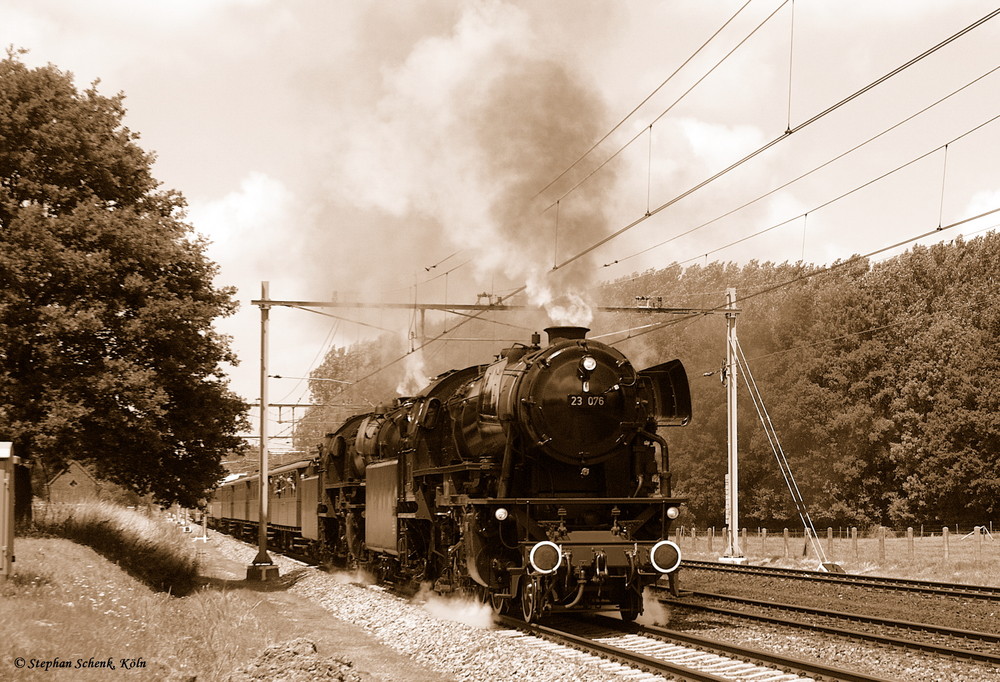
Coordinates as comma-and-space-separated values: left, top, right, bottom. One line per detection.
0, 52, 247, 507
604, 235, 1000, 530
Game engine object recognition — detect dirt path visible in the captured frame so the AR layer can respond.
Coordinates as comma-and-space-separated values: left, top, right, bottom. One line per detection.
193, 540, 451, 682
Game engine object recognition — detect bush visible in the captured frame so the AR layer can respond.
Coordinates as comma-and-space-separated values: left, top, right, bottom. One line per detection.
30, 501, 199, 595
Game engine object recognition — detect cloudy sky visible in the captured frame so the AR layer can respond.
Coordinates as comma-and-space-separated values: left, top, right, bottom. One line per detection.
5, 1, 1000, 439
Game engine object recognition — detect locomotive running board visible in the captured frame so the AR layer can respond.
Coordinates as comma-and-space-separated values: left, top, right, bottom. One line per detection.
467, 497, 686, 505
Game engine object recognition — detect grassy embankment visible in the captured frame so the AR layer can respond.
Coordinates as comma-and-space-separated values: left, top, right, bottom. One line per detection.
0, 502, 292, 680
677, 528, 1000, 586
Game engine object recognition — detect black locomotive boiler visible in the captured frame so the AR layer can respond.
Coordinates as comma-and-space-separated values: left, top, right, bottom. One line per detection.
212, 326, 691, 622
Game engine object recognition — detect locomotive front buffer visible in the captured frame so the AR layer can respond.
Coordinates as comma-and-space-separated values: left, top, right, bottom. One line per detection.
464, 496, 685, 623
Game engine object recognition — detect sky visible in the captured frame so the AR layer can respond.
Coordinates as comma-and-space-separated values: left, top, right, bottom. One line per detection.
5, 1, 1000, 444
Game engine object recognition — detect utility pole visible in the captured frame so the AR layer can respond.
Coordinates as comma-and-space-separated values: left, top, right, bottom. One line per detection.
721, 287, 746, 563
247, 281, 279, 581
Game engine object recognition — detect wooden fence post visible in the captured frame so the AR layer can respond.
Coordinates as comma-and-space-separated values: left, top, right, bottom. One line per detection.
879, 527, 886, 563
708, 527, 714, 553
851, 527, 858, 559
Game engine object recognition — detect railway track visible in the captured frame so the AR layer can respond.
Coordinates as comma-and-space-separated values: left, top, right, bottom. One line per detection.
496, 613, 891, 682
682, 560, 1000, 601
657, 589, 1000, 664
215, 530, 997, 679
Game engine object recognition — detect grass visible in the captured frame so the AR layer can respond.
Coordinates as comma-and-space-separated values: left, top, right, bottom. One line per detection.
29, 501, 200, 595
676, 528, 1000, 586
2, 502, 300, 681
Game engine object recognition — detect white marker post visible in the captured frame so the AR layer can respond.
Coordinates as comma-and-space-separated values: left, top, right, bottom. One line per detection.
1, 442, 17, 579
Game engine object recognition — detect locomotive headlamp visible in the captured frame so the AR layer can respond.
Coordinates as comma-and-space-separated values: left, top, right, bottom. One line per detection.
666, 506, 680, 519
578, 355, 598, 391
650, 540, 682, 574
494, 507, 509, 521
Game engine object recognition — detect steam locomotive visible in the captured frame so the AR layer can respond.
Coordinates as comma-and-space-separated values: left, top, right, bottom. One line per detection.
209, 326, 691, 622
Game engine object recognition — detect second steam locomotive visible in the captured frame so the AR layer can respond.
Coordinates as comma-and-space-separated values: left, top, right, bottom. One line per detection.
210, 326, 691, 621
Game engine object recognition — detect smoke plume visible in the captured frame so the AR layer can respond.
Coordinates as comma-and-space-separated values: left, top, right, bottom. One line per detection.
329, 1, 619, 329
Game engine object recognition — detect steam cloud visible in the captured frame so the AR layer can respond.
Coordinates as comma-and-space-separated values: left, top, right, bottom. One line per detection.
395, 347, 428, 396
413, 582, 494, 629
331, 1, 619, 329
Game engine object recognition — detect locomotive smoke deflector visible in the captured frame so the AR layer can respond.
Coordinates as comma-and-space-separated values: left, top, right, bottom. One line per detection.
638, 359, 692, 426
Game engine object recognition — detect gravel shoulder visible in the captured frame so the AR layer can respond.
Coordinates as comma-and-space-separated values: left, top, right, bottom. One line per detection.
200, 531, 630, 682
193, 534, 450, 682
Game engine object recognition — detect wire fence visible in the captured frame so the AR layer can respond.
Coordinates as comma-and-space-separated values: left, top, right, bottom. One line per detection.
673, 524, 997, 565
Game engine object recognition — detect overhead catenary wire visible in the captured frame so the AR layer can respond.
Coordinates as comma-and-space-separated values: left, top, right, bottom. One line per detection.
658, 110, 1000, 271
602, 57, 1000, 269
543, 0, 790, 213
704, 265, 1000, 373
424, 250, 461, 272
553, 5, 1000, 273
532, 0, 755, 200
382, 256, 472, 295
785, 0, 796, 133
313, 8, 1000, 399
602, 204, 1000, 347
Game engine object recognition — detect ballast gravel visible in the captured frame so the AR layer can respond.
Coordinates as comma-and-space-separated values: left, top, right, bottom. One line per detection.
212, 534, 634, 682
209, 533, 1000, 681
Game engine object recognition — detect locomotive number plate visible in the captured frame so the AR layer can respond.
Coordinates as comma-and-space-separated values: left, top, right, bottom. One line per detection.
568, 394, 606, 407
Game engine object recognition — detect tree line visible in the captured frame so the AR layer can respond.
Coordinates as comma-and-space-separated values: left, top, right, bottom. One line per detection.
299, 235, 1000, 532
604, 238, 1000, 530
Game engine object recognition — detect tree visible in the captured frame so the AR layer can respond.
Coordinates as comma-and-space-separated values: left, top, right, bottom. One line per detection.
0, 52, 247, 507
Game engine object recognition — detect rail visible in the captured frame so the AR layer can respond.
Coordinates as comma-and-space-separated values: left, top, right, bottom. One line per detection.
682, 559, 1000, 600
496, 613, 892, 682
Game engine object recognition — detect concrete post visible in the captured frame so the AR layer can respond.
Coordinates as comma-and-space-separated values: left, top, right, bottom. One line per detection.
0, 443, 15, 579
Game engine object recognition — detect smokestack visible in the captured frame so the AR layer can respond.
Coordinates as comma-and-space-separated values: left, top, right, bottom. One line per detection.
545, 326, 589, 344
